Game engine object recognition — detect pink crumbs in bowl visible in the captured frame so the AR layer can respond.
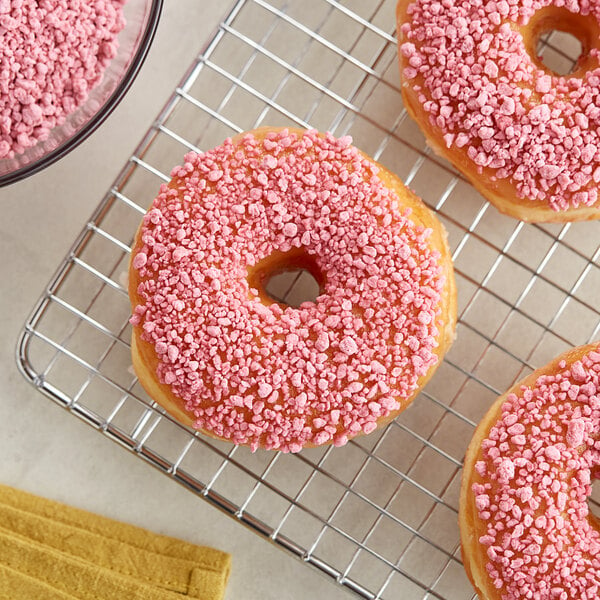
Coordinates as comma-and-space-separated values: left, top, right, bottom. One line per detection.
0, 0, 126, 159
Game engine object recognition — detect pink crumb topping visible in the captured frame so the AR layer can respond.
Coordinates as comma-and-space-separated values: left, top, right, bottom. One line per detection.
400, 0, 600, 212
473, 352, 600, 599
130, 129, 446, 452
0, 0, 126, 158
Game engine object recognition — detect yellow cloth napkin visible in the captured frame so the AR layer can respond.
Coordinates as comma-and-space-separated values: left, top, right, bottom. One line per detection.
0, 485, 231, 600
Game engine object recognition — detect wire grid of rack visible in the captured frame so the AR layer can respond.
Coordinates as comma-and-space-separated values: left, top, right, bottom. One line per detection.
17, 1, 600, 599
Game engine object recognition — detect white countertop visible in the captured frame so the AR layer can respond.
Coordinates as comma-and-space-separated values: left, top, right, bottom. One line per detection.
0, 2, 351, 598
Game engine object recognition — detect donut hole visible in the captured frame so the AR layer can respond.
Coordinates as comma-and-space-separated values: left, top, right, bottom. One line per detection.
248, 249, 324, 308
265, 270, 321, 307
590, 474, 600, 522
528, 8, 599, 76
536, 30, 583, 76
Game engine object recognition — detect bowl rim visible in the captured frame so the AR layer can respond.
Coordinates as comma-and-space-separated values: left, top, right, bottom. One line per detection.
0, 0, 164, 188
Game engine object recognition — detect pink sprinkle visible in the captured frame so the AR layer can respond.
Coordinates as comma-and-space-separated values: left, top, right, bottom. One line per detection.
257, 383, 273, 399
535, 75, 552, 94
484, 60, 498, 78
133, 253, 147, 270
363, 421, 377, 434
22, 104, 43, 126
566, 419, 585, 448
540, 165, 562, 180
571, 361, 587, 382
505, 54, 520, 72
497, 458, 514, 482
500, 98, 515, 115
313, 417, 326, 429
478, 127, 495, 140
544, 445, 561, 462
475, 495, 490, 511
339, 337, 358, 356
511, 434, 526, 446
523, 543, 541, 556
173, 247, 189, 261
264, 155, 277, 169
315, 333, 329, 352
282, 223, 298, 237
582, 144, 597, 164
400, 42, 416, 57
404, 67, 418, 80
518, 486, 533, 502
575, 113, 589, 129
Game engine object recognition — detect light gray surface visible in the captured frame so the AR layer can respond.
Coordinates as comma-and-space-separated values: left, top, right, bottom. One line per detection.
13, 5, 600, 600
0, 3, 350, 598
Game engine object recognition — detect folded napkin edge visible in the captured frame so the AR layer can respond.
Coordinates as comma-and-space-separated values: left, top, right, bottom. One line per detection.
0, 484, 230, 570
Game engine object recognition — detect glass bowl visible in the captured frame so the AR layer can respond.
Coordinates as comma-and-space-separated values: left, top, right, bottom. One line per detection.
0, 0, 163, 187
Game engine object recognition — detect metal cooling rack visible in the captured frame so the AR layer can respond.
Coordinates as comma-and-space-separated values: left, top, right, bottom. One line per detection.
17, 2, 600, 599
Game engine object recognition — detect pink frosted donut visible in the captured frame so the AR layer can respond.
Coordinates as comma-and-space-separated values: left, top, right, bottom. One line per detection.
460, 343, 600, 600
397, 0, 600, 222
128, 127, 456, 452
